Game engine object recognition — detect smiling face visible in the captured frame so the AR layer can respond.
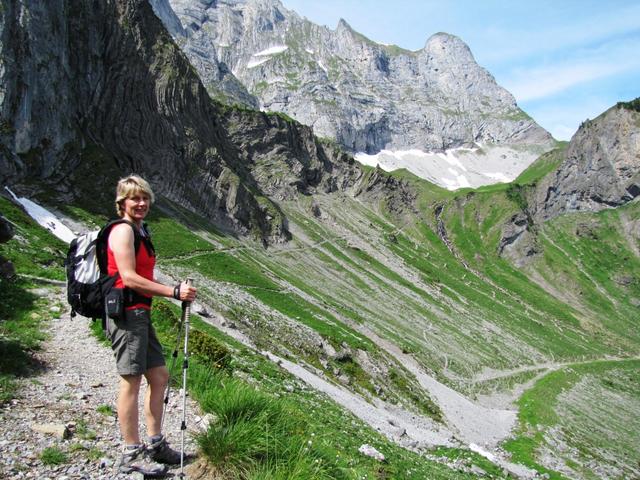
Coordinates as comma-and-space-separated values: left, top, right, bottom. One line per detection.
115, 175, 155, 221
121, 191, 151, 224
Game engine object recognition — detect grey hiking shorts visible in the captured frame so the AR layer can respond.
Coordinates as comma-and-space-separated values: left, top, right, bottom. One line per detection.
105, 308, 165, 376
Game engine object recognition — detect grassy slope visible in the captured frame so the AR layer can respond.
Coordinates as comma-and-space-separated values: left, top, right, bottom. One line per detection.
143, 167, 639, 477
0, 197, 491, 479
142, 153, 639, 478
148, 299, 501, 480
505, 359, 640, 480
11, 142, 639, 477
0, 195, 67, 403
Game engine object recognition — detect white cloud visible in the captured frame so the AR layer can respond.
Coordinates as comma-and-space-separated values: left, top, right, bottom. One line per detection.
476, 3, 640, 65
502, 37, 640, 102
506, 62, 628, 102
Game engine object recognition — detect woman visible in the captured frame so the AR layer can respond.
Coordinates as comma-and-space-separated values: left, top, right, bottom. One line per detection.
106, 175, 196, 476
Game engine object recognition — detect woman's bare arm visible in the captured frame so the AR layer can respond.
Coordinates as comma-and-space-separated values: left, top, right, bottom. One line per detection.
110, 223, 195, 300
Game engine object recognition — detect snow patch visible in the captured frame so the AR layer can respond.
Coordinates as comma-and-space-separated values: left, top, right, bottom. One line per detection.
4, 187, 75, 243
248, 45, 289, 69
354, 145, 539, 190
469, 443, 497, 463
254, 45, 288, 56
484, 172, 511, 183
439, 149, 468, 171
247, 57, 270, 69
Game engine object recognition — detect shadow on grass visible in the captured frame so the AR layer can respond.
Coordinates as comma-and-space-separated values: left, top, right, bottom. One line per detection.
0, 338, 38, 377
0, 277, 49, 403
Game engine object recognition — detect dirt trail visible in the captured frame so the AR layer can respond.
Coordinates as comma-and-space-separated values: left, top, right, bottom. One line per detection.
0, 287, 203, 479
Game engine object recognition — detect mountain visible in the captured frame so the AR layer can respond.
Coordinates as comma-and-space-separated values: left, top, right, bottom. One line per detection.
0, 0, 365, 244
536, 101, 640, 220
500, 100, 640, 266
2, 1, 640, 479
152, 0, 555, 189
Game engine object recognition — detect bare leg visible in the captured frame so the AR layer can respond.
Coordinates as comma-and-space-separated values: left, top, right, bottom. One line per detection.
144, 365, 170, 437
118, 375, 143, 445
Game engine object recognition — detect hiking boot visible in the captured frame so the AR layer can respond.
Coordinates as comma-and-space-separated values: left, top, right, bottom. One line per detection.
118, 445, 168, 477
148, 435, 182, 465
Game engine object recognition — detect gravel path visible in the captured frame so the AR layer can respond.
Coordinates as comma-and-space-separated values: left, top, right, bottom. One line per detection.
0, 286, 204, 479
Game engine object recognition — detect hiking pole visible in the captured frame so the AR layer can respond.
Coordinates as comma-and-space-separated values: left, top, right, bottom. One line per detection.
178, 278, 193, 478
160, 298, 186, 432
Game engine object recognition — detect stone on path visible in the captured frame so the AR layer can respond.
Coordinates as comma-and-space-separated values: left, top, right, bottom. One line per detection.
30, 422, 70, 439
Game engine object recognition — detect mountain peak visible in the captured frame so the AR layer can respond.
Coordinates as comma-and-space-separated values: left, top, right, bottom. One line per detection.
423, 32, 474, 62
336, 18, 353, 32
160, 0, 552, 156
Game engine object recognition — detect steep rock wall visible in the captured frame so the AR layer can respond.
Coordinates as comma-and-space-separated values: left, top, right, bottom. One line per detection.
499, 101, 640, 265
0, 0, 364, 243
535, 103, 640, 221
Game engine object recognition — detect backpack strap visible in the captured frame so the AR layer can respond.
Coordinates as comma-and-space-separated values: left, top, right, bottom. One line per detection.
96, 219, 148, 274
139, 222, 156, 258
96, 219, 155, 309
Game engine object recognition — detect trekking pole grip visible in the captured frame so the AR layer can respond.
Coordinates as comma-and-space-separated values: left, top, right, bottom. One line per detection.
182, 278, 193, 310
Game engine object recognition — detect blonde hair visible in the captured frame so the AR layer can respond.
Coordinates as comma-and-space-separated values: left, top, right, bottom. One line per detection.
115, 175, 155, 217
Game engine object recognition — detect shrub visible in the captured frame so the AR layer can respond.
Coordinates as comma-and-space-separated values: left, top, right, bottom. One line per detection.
506, 184, 528, 212
190, 330, 231, 371
617, 97, 640, 112
40, 446, 68, 465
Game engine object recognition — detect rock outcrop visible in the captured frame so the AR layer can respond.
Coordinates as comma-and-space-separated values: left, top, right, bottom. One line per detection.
0, 213, 15, 279
160, 0, 554, 154
498, 100, 640, 265
535, 102, 640, 221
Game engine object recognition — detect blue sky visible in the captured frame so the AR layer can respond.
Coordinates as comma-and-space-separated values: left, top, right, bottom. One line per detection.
281, 0, 640, 141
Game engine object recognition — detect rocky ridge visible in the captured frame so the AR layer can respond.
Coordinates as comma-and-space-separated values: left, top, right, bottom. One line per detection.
498, 100, 640, 265
157, 0, 554, 154
535, 102, 640, 220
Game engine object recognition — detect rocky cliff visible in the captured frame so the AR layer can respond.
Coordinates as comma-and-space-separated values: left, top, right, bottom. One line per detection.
160, 0, 554, 154
0, 0, 362, 243
535, 101, 640, 220
0, 213, 14, 279
498, 99, 640, 265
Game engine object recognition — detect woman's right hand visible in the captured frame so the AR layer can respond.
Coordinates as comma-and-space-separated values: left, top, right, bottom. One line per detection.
177, 281, 197, 302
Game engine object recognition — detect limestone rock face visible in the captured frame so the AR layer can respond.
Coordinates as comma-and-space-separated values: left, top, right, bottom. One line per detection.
0, 1, 77, 182
498, 100, 640, 267
535, 103, 640, 221
0, 0, 362, 244
162, 0, 553, 154
149, 0, 185, 37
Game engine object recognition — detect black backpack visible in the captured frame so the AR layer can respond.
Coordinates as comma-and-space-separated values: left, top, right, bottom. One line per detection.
65, 219, 154, 319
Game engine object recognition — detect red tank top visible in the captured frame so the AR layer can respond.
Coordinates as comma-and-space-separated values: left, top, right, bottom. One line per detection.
106, 225, 155, 310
